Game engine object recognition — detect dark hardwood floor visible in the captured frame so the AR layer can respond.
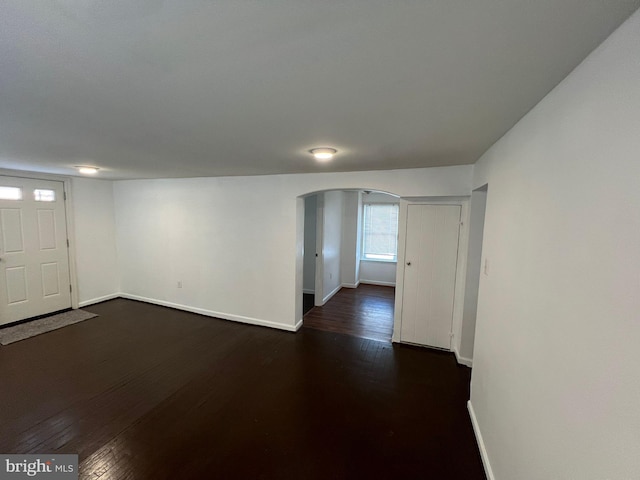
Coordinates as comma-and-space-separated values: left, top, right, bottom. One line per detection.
304, 284, 395, 342
0, 299, 485, 479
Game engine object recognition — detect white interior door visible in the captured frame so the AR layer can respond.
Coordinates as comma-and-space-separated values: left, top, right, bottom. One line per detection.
0, 177, 71, 326
400, 204, 461, 349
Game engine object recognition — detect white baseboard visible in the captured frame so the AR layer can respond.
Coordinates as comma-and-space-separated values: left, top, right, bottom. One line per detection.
341, 281, 360, 289
321, 284, 342, 305
468, 401, 495, 480
78, 293, 120, 308
119, 293, 299, 332
302, 288, 315, 294
294, 319, 303, 331
453, 347, 473, 367
359, 280, 396, 287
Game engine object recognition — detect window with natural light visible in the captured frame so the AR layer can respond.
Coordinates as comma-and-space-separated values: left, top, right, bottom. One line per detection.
34, 189, 56, 202
0, 186, 23, 200
362, 203, 399, 261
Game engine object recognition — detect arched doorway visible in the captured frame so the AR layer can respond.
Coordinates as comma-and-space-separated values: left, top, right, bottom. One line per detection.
296, 189, 400, 342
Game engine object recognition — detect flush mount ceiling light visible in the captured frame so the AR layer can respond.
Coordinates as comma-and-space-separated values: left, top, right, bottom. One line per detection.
309, 148, 337, 161
76, 166, 99, 175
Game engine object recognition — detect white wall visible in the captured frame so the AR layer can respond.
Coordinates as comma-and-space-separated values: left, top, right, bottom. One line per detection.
354, 192, 363, 283
359, 261, 397, 286
469, 10, 640, 480
340, 191, 360, 288
320, 191, 344, 303
71, 177, 119, 306
459, 187, 487, 362
303, 194, 317, 293
113, 166, 472, 331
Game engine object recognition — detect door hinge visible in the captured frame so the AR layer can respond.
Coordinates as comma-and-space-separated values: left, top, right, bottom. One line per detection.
69, 284, 72, 293
63, 191, 67, 201
66, 239, 70, 248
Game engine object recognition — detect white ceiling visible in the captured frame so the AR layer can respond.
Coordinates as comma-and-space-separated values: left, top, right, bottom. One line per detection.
1, 0, 638, 180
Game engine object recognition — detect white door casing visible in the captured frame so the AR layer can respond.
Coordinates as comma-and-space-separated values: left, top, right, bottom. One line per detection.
400, 204, 461, 349
0, 177, 71, 325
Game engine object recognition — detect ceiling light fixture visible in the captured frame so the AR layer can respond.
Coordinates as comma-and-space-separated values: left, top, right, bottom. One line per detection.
309, 148, 337, 161
76, 166, 99, 175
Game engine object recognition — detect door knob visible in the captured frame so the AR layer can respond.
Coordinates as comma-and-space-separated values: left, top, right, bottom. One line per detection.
406, 261, 411, 266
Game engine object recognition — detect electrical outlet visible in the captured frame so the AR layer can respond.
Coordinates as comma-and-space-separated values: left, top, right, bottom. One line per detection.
177, 280, 183, 288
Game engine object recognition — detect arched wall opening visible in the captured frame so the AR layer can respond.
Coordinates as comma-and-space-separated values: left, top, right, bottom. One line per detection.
295, 189, 400, 341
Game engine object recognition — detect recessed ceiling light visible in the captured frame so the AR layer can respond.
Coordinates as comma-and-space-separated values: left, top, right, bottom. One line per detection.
76, 166, 99, 175
309, 148, 337, 161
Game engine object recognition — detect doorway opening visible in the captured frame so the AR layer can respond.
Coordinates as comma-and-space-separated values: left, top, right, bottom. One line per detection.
302, 195, 317, 315
299, 189, 399, 342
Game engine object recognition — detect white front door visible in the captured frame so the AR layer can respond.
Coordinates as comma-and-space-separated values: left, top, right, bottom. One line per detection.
0, 176, 71, 325
400, 204, 461, 349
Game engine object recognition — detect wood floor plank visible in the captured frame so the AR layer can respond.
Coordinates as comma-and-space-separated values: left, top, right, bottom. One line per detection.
0, 298, 485, 479
303, 284, 395, 342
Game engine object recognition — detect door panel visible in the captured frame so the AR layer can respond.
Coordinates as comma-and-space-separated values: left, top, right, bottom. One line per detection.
0, 176, 71, 325
1, 209, 25, 252
6, 266, 28, 304
37, 209, 57, 250
41, 262, 61, 297
401, 204, 461, 349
